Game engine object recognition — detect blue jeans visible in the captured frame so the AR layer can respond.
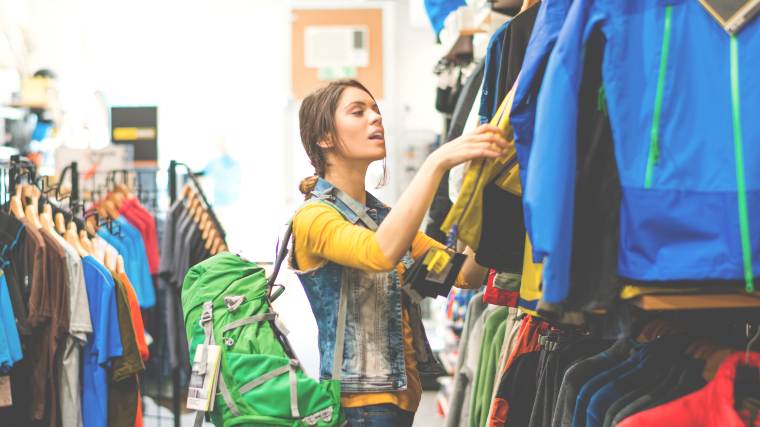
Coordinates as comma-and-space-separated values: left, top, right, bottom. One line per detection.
343, 404, 415, 427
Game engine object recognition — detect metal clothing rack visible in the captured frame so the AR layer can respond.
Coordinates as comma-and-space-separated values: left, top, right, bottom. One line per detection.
165, 159, 225, 427
169, 159, 225, 239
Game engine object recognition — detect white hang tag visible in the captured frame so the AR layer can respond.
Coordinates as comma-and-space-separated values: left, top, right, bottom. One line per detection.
187, 344, 222, 412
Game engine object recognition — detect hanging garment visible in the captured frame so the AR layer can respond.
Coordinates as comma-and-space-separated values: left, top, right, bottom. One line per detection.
468, 307, 509, 427
0, 273, 22, 370
51, 233, 92, 427
551, 339, 637, 427
442, 89, 522, 254
0, 216, 39, 426
483, 269, 520, 307
479, 20, 513, 123
488, 316, 549, 426
119, 197, 160, 275
518, 235, 542, 315
81, 256, 123, 427
32, 228, 68, 427
525, 0, 760, 300
609, 358, 706, 426
445, 292, 488, 427
107, 274, 143, 427
428, 62, 487, 244
492, 1, 541, 118
424, 0, 467, 35
617, 352, 760, 427
527, 337, 612, 427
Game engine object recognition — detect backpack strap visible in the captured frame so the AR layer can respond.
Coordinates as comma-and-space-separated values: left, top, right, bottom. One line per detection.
194, 302, 242, 427
266, 222, 293, 297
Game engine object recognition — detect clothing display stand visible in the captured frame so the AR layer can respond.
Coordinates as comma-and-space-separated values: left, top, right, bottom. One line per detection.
165, 159, 225, 427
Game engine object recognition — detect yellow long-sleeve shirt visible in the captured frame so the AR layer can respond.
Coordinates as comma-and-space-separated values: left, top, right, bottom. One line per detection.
292, 202, 467, 412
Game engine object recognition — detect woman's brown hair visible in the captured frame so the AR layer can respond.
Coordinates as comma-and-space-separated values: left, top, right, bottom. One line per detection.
298, 79, 387, 199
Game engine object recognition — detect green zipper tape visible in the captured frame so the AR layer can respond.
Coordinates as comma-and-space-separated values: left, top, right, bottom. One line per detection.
645, 5, 673, 189
729, 36, 754, 293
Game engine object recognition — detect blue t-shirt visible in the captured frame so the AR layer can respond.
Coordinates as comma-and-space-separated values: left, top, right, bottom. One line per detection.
98, 220, 155, 308
0, 273, 22, 372
81, 256, 123, 427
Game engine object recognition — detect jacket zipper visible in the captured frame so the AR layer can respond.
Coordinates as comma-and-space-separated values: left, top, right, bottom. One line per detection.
729, 35, 754, 293
644, 5, 673, 189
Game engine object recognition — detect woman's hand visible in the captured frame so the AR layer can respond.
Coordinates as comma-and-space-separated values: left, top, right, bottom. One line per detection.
427, 124, 509, 172
373, 124, 508, 267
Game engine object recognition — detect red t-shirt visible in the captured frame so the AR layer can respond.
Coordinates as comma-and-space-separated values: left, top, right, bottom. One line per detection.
119, 198, 160, 274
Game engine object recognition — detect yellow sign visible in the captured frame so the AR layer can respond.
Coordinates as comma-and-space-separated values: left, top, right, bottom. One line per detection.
112, 127, 156, 141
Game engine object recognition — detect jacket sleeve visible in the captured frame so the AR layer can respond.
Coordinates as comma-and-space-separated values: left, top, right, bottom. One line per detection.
524, 0, 605, 304
292, 203, 395, 273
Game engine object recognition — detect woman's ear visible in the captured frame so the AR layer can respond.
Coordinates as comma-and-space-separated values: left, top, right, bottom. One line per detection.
317, 138, 334, 149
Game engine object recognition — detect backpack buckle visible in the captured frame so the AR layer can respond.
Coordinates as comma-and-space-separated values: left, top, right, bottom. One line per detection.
200, 301, 213, 325
224, 295, 246, 312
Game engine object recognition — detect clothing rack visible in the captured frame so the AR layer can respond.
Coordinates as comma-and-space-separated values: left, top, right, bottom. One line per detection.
166, 159, 225, 427
169, 159, 225, 239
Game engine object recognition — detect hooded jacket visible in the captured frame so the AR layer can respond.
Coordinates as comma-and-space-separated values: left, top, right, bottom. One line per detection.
526, 0, 760, 304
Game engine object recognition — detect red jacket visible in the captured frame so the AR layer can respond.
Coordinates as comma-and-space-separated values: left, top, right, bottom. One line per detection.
618, 352, 760, 427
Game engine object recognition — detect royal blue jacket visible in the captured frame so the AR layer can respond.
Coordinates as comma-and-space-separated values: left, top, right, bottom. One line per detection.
525, 0, 760, 303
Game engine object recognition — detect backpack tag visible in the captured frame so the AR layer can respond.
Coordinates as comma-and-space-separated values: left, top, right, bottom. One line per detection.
187, 344, 222, 412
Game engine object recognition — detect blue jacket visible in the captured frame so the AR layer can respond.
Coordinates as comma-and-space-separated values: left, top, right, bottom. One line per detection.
510, 0, 573, 190
525, 0, 760, 303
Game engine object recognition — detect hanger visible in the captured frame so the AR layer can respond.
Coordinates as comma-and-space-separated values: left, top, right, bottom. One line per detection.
54, 212, 66, 235
65, 222, 89, 257
79, 230, 97, 261
40, 203, 56, 234
193, 201, 204, 223
9, 181, 24, 219
109, 190, 125, 210
103, 200, 120, 220
636, 319, 667, 343
84, 215, 98, 237
199, 211, 210, 235
211, 236, 224, 255
103, 243, 114, 270
115, 255, 125, 275
205, 228, 217, 251
180, 184, 192, 200
736, 325, 760, 413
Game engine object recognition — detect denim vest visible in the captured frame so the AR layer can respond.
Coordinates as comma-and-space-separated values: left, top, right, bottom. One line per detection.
290, 178, 444, 393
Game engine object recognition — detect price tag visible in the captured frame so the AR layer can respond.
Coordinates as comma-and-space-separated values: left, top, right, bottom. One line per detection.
187, 345, 222, 412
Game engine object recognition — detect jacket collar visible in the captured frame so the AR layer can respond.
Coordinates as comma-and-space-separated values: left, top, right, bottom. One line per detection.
312, 177, 387, 225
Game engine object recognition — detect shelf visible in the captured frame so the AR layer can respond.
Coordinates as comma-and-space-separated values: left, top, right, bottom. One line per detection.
630, 292, 760, 311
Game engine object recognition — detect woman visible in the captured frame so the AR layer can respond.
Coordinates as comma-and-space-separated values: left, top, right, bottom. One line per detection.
290, 79, 508, 426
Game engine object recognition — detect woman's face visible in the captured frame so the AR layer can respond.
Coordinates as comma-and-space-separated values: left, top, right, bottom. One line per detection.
326, 86, 386, 162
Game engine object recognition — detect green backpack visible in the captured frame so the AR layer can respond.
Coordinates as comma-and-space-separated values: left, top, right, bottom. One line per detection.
181, 228, 346, 427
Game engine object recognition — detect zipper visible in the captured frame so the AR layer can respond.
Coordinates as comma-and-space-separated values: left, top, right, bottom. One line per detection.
729, 35, 754, 293
644, 5, 673, 189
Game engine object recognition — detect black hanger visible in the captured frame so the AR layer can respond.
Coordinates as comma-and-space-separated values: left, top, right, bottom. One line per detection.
735, 324, 760, 411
